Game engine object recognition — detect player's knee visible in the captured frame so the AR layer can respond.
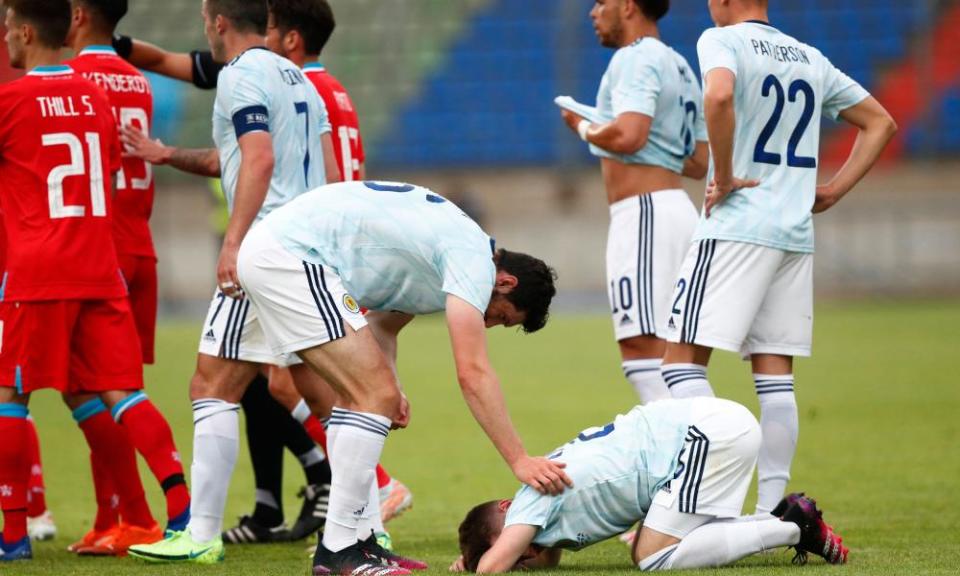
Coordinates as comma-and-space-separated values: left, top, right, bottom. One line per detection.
189, 369, 239, 402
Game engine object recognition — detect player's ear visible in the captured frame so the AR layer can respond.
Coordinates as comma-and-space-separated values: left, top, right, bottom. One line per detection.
494, 271, 518, 294
284, 29, 299, 54
497, 499, 512, 512
214, 13, 227, 35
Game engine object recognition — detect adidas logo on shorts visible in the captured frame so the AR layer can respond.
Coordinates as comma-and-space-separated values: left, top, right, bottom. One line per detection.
203, 329, 216, 342
619, 313, 632, 326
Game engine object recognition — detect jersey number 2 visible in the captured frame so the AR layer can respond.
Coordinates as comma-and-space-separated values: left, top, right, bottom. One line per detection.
753, 75, 817, 168
43, 132, 106, 219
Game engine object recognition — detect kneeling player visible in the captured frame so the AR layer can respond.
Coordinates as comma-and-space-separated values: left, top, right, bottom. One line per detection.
454, 397, 847, 572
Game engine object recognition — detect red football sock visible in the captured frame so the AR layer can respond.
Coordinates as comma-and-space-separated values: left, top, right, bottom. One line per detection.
376, 463, 392, 489
77, 410, 158, 530
89, 449, 119, 531
117, 399, 190, 524
25, 418, 47, 517
303, 415, 328, 451
0, 414, 30, 543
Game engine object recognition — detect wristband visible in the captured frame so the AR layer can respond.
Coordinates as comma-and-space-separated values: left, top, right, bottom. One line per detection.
112, 34, 133, 60
577, 119, 590, 142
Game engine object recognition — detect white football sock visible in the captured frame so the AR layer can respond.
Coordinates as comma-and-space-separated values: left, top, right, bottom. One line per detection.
639, 517, 800, 570
622, 358, 670, 403
662, 363, 715, 398
321, 408, 389, 552
356, 474, 386, 538
753, 374, 798, 514
291, 399, 311, 424
188, 398, 240, 543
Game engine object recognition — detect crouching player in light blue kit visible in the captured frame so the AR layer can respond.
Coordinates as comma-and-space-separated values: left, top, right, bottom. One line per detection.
236, 180, 572, 575
453, 397, 848, 573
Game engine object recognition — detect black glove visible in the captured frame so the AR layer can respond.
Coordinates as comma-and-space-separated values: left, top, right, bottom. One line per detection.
112, 34, 133, 60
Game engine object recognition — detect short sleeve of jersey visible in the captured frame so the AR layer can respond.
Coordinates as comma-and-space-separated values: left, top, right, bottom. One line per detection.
697, 27, 739, 77
820, 58, 870, 120
440, 246, 495, 313
220, 62, 271, 137
316, 97, 332, 136
611, 49, 660, 117
504, 485, 552, 530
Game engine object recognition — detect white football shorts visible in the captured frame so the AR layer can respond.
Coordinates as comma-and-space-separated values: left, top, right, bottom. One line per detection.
644, 397, 761, 538
664, 240, 813, 357
197, 287, 300, 367
606, 190, 698, 341
236, 224, 367, 356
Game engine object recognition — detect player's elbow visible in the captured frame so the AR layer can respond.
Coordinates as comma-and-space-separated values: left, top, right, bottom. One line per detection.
703, 88, 734, 111
456, 364, 488, 397
879, 112, 898, 139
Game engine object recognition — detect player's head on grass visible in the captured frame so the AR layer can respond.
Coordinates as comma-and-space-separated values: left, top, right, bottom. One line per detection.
3, 0, 70, 68
487, 249, 557, 334
590, 0, 668, 48
202, 0, 268, 61
707, 0, 768, 27
459, 499, 534, 572
70, 0, 126, 34
266, 0, 335, 59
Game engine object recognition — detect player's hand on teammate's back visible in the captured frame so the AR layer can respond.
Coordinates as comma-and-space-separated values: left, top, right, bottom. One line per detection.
704, 176, 760, 217
512, 455, 573, 496
812, 184, 839, 214
120, 124, 171, 165
217, 243, 243, 299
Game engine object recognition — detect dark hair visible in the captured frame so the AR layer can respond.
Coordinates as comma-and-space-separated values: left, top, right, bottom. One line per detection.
3, 0, 71, 48
495, 248, 556, 334
267, 0, 335, 56
458, 501, 501, 572
633, 0, 669, 21
206, 0, 267, 35
76, 0, 127, 31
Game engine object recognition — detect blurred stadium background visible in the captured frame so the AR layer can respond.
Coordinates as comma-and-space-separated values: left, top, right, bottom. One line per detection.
4, 0, 958, 312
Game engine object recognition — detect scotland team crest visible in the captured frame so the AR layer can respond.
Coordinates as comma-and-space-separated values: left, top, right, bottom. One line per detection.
342, 294, 360, 314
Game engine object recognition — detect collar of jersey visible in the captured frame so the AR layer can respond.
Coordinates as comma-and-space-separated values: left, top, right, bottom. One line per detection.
744, 19, 775, 28
227, 45, 270, 67
303, 62, 326, 72
28, 64, 72, 76
79, 45, 117, 56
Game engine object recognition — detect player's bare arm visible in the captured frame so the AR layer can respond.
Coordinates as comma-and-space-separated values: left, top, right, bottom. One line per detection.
219, 131, 274, 297
120, 125, 220, 177
475, 524, 541, 573
560, 108, 652, 155
446, 295, 572, 496
682, 140, 709, 180
813, 97, 897, 213
702, 68, 759, 216
124, 38, 194, 84
320, 132, 342, 183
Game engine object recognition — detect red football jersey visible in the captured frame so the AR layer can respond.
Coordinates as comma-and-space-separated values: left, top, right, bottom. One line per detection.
67, 46, 155, 259
0, 65, 125, 301
303, 63, 365, 182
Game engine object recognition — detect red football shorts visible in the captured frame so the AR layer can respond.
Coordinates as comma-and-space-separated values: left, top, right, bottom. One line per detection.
0, 298, 143, 394
119, 254, 158, 364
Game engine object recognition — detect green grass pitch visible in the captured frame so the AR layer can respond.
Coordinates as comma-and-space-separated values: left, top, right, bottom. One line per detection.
14, 300, 960, 575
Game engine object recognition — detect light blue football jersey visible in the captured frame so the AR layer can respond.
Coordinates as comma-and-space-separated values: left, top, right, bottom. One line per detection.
593, 37, 707, 173
213, 47, 331, 221
263, 181, 496, 314
694, 22, 870, 253
504, 400, 694, 550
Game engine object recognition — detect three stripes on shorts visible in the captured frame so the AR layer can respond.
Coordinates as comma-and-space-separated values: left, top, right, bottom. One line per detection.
678, 425, 709, 514
680, 239, 716, 344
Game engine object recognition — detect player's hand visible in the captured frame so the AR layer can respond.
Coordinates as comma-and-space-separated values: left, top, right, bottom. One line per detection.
512, 455, 573, 496
392, 392, 411, 429
449, 555, 466, 572
560, 108, 584, 133
704, 175, 760, 217
120, 125, 172, 165
812, 184, 839, 213
216, 242, 243, 299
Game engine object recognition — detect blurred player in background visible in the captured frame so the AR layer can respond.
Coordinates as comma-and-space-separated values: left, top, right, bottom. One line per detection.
236, 180, 567, 575
453, 397, 847, 573
61, 0, 172, 555
558, 0, 708, 404
117, 0, 411, 546
124, 0, 337, 563
0, 0, 188, 561
662, 0, 897, 514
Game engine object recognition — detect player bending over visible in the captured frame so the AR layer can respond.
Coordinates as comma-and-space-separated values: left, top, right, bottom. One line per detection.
236, 180, 571, 575
454, 397, 847, 573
